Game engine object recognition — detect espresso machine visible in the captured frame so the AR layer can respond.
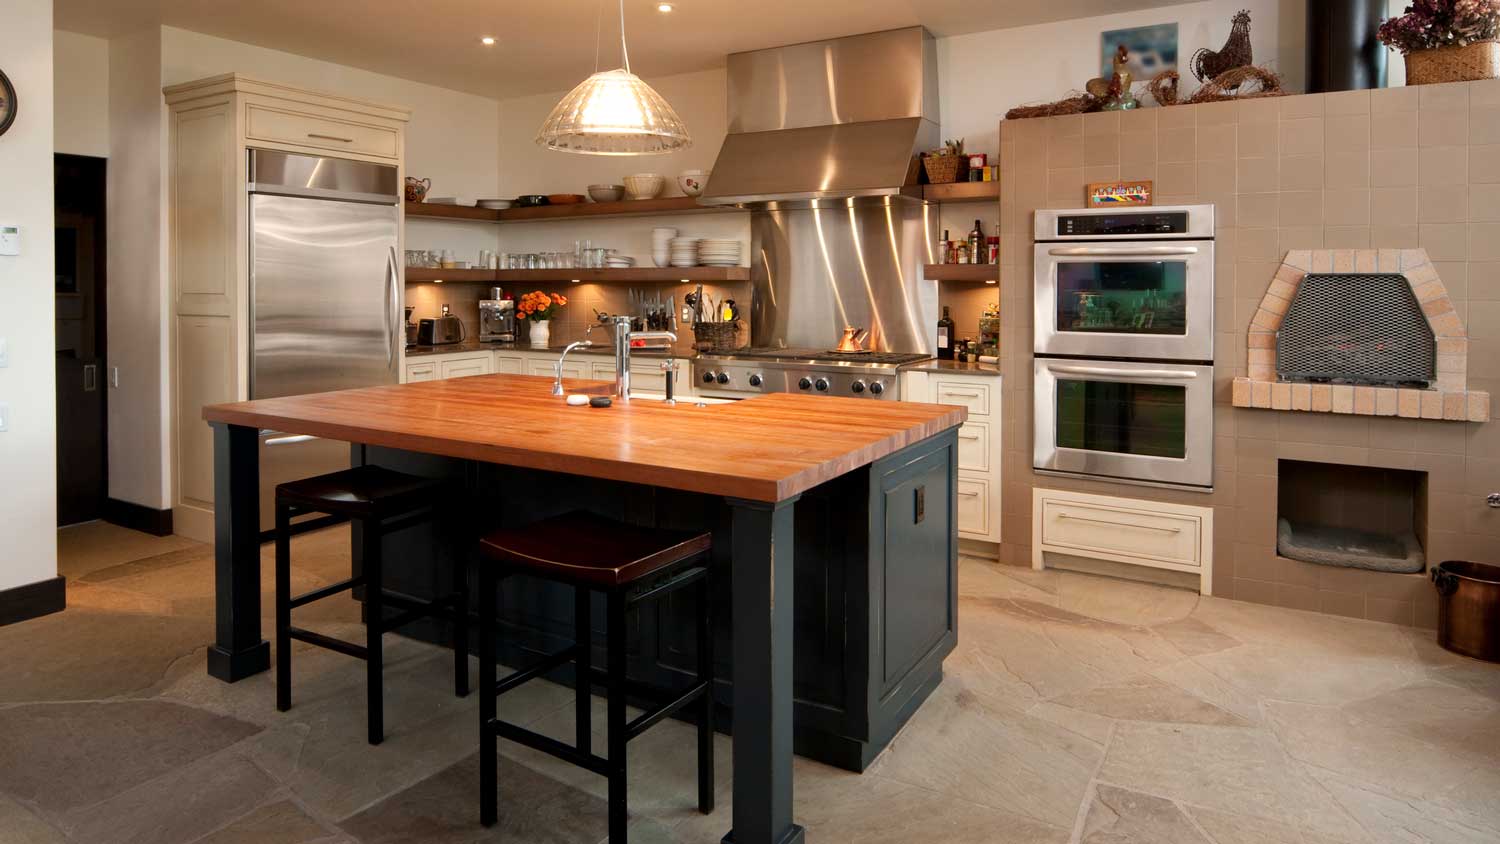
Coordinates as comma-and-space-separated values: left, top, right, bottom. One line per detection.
479, 287, 516, 343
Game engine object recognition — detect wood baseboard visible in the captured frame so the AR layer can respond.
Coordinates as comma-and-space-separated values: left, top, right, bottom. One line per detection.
0, 576, 66, 627
104, 498, 174, 536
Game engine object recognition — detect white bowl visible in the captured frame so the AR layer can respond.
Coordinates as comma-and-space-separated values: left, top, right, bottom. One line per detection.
476, 198, 514, 210
587, 184, 625, 203
678, 170, 710, 197
623, 174, 665, 200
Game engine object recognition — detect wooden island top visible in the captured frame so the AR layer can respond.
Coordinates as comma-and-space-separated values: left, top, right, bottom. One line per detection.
202, 373, 966, 502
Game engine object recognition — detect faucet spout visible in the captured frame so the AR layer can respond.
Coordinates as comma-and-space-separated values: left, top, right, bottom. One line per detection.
552, 340, 593, 396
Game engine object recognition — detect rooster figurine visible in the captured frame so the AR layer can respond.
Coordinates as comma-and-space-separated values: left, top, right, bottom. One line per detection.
1191, 9, 1253, 83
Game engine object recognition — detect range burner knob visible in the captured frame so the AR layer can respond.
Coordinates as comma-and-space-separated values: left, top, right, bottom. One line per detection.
748, 373, 764, 387
702, 371, 717, 384
716, 372, 731, 385
869, 381, 886, 396
798, 377, 813, 390
850, 380, 867, 394
814, 378, 830, 392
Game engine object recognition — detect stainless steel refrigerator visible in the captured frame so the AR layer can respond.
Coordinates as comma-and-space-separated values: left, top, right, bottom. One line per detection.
248, 149, 401, 530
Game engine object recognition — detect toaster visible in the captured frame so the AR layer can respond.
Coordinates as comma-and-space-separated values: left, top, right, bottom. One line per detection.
416, 315, 466, 346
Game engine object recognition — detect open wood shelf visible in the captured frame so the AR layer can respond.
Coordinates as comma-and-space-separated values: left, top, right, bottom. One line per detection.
405, 266, 750, 284
923, 263, 998, 282
922, 182, 1001, 202
405, 197, 737, 225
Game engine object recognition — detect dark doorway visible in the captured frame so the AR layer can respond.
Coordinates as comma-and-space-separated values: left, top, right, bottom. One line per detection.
55, 154, 108, 526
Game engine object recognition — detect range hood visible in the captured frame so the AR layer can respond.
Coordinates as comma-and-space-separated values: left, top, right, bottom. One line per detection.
700, 27, 939, 208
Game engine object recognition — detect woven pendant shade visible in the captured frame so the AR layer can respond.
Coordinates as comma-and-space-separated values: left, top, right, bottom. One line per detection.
535, 68, 692, 155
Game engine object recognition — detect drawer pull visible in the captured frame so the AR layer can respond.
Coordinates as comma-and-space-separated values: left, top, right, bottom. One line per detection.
307, 132, 355, 143
958, 432, 981, 440
941, 390, 981, 397
1058, 512, 1181, 533
959, 490, 981, 497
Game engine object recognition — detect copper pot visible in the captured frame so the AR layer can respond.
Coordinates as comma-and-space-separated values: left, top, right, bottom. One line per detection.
1432, 561, 1500, 662
836, 327, 870, 353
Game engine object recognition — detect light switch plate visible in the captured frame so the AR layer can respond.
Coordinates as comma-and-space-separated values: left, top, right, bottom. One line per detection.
0, 403, 9, 432
0, 225, 18, 256
0, 337, 7, 367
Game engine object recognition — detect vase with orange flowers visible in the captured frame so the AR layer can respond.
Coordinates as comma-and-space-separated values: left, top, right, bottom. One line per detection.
516, 290, 568, 348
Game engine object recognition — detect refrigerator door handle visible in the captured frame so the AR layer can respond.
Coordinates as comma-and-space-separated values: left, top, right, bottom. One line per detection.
385, 245, 399, 369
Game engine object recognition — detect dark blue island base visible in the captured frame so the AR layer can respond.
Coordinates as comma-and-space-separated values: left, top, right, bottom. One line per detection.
359, 428, 958, 773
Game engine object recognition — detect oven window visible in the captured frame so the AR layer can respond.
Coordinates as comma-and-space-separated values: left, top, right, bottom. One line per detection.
1056, 379, 1187, 459
1056, 261, 1188, 335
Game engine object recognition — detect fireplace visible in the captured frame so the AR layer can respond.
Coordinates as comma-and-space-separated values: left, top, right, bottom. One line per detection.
1276, 272, 1435, 387
1276, 460, 1427, 573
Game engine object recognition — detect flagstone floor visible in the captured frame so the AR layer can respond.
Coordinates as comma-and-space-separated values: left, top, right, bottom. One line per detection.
1, 521, 1496, 843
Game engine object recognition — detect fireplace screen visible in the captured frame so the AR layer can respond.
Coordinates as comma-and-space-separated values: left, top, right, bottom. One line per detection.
1276, 273, 1436, 386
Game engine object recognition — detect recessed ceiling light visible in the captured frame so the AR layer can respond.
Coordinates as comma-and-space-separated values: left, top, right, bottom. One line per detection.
657, 3, 674, 12
480, 36, 496, 46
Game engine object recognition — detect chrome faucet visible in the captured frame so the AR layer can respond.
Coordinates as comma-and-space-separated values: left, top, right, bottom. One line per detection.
597, 314, 676, 400
552, 340, 593, 396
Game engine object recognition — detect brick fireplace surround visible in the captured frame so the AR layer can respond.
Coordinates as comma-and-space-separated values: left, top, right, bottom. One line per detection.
995, 80, 1500, 628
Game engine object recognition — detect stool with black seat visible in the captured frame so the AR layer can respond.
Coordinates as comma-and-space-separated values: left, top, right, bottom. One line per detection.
274, 465, 470, 746
475, 511, 715, 840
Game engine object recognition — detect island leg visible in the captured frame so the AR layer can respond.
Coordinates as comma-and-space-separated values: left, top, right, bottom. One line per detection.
206, 422, 270, 682
723, 497, 805, 844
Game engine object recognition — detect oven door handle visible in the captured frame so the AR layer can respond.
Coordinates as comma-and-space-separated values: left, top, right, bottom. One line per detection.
1048, 364, 1199, 380
1046, 246, 1199, 257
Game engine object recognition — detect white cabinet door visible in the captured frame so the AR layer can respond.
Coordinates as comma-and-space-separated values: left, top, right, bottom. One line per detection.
529, 358, 587, 379
493, 353, 525, 374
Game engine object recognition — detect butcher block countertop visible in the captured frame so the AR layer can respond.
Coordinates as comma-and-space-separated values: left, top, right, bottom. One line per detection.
202, 374, 966, 502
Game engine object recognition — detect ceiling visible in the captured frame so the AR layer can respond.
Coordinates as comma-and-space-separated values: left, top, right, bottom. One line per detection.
55, 0, 1199, 100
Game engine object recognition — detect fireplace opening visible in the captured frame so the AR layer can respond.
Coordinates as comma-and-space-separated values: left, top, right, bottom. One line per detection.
1276, 460, 1427, 573
1276, 272, 1436, 387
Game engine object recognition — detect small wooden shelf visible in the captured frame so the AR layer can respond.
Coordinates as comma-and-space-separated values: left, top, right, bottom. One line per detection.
405, 266, 750, 284
404, 197, 736, 225
923, 263, 998, 282
922, 182, 1000, 202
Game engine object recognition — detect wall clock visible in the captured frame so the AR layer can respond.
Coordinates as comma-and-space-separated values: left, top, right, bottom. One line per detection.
0, 69, 16, 137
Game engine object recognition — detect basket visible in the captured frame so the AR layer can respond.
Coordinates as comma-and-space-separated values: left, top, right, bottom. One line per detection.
922, 154, 968, 185
1406, 41, 1500, 85
692, 321, 740, 352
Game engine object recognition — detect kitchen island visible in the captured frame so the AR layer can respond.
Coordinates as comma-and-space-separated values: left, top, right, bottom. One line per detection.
202, 374, 964, 844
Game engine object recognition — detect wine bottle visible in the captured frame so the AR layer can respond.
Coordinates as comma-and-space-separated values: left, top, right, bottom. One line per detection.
937, 306, 955, 360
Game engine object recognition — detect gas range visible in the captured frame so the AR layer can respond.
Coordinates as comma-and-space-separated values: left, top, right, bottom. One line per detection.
692, 347, 932, 400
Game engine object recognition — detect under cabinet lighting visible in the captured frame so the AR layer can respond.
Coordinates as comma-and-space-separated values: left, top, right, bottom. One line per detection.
657, 3, 674, 11
480, 36, 496, 45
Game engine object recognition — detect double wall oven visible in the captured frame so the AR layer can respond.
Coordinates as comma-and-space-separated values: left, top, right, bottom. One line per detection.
1032, 206, 1216, 490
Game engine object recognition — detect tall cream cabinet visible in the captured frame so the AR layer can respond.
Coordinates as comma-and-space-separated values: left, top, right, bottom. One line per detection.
163, 75, 409, 542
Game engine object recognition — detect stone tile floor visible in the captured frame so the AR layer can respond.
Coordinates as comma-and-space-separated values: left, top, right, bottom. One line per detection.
1, 522, 1496, 843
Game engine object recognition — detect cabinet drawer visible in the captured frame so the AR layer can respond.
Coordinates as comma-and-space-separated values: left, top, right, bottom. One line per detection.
956, 478, 989, 537
246, 103, 398, 159
932, 379, 991, 416
405, 362, 437, 383
439, 356, 490, 379
955, 421, 990, 472
493, 354, 524, 375
1040, 497, 1202, 568
529, 358, 587, 380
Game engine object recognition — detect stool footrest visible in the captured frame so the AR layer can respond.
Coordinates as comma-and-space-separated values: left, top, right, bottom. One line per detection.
289, 576, 364, 610
376, 589, 464, 633
487, 717, 610, 777
626, 679, 710, 741
495, 645, 581, 698
288, 626, 369, 660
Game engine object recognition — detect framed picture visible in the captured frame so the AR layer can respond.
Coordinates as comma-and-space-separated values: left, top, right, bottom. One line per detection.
1100, 23, 1178, 80
1087, 180, 1153, 207
0, 69, 16, 137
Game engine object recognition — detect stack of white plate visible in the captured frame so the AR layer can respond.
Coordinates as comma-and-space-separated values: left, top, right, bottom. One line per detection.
669, 237, 701, 268
651, 227, 678, 268
605, 254, 637, 268
698, 239, 743, 267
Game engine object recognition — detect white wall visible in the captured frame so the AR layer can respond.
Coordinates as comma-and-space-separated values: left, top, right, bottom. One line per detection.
0, 0, 58, 591
53, 30, 109, 157
107, 26, 169, 509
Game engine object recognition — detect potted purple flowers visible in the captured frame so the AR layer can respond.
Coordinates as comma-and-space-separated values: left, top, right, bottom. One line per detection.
1379, 0, 1500, 84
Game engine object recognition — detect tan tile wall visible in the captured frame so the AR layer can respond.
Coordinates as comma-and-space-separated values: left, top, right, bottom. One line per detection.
998, 80, 1500, 627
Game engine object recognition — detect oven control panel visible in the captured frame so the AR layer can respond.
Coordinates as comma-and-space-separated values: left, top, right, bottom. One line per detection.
1056, 211, 1188, 237
1034, 205, 1215, 241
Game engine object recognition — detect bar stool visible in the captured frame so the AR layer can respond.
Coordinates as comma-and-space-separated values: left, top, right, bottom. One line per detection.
274, 465, 470, 745
475, 511, 715, 840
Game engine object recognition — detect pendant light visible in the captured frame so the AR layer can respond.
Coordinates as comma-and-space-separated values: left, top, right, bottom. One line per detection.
536, 0, 691, 155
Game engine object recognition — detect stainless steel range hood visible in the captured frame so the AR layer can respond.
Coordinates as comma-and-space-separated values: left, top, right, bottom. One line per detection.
700, 27, 939, 208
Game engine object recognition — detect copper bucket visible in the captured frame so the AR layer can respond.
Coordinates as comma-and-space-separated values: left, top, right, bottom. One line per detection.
1432, 561, 1500, 662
